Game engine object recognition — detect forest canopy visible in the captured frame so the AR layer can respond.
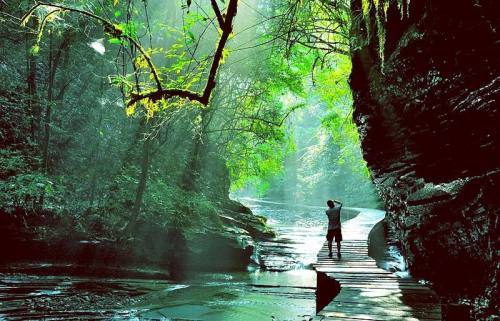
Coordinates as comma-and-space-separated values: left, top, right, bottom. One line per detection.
0, 0, 378, 245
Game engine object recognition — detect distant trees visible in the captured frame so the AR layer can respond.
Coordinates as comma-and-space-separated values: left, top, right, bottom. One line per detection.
230, 0, 379, 206
0, 0, 379, 242
0, 0, 303, 238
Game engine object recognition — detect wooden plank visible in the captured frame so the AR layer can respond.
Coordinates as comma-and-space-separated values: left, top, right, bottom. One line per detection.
323, 301, 441, 313
318, 311, 439, 321
320, 307, 441, 319
313, 209, 441, 321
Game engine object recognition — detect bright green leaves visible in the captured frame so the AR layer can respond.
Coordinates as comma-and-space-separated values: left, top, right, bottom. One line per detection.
30, 44, 40, 55
108, 37, 122, 45
315, 55, 353, 129
228, 139, 285, 192
313, 55, 370, 179
187, 31, 196, 43
221, 48, 311, 192
113, 21, 138, 40
21, 4, 67, 56
181, 11, 206, 45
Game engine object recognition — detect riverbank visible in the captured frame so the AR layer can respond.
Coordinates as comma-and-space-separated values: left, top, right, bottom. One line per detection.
0, 198, 275, 280
0, 201, 386, 320
0, 200, 359, 320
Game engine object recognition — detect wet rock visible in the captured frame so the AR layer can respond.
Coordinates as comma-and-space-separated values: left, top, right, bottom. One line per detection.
184, 227, 254, 271
349, 0, 499, 320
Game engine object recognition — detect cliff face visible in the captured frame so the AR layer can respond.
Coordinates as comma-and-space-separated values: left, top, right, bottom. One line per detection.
349, 0, 499, 319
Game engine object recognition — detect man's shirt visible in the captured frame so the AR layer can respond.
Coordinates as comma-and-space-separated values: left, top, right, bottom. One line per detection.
326, 205, 341, 230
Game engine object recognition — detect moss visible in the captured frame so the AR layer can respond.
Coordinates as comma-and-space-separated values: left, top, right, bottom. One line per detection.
360, 0, 410, 66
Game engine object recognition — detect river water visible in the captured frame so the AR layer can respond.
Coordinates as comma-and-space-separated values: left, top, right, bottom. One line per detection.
0, 199, 360, 321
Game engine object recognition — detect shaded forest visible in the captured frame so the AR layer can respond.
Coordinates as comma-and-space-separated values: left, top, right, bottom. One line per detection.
1, 0, 374, 274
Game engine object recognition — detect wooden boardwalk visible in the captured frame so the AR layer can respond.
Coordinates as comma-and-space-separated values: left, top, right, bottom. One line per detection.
313, 209, 442, 321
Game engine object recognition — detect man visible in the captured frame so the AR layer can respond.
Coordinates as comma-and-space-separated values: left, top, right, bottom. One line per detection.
326, 199, 343, 258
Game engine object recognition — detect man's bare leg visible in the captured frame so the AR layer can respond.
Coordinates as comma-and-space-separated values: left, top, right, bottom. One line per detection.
337, 241, 341, 259
328, 241, 333, 257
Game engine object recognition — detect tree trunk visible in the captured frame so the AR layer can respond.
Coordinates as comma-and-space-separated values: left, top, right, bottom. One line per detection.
124, 130, 152, 233
41, 33, 53, 173
42, 31, 72, 173
133, 137, 151, 218
181, 109, 210, 192
27, 42, 38, 142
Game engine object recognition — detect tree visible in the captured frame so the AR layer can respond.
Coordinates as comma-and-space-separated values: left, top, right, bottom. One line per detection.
22, 0, 240, 112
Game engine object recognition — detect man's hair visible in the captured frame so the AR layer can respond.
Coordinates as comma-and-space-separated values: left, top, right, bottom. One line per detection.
327, 200, 334, 207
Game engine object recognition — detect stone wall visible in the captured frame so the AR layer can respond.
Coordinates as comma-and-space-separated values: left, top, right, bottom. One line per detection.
349, 0, 499, 319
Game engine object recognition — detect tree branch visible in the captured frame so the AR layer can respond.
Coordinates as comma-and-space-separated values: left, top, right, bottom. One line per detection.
24, 1, 163, 91
129, 0, 238, 107
210, 0, 224, 27
23, 0, 239, 110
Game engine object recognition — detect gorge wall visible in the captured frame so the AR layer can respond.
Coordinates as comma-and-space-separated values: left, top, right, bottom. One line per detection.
349, 0, 499, 320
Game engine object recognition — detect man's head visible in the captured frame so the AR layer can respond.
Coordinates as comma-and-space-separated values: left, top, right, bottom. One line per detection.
327, 200, 334, 208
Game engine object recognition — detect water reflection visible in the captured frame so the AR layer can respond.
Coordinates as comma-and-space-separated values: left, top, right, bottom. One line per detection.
0, 200, 325, 321
137, 196, 325, 320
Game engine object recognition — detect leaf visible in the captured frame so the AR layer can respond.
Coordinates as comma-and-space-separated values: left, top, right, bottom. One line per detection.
30, 45, 40, 55
114, 23, 125, 32
125, 103, 136, 116
114, 10, 121, 18
221, 48, 229, 64
108, 38, 121, 45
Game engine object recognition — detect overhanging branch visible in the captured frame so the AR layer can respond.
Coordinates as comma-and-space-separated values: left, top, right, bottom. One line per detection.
23, 1, 163, 91
130, 0, 238, 107
22, 0, 239, 109
210, 0, 225, 27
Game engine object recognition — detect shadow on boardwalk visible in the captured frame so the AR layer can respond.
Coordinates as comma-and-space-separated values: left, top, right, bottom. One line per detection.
313, 208, 442, 321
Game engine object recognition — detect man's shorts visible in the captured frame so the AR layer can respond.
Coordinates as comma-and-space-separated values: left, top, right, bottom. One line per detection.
326, 228, 342, 242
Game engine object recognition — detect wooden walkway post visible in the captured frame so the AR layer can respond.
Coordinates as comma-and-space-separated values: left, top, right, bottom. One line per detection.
313, 209, 442, 321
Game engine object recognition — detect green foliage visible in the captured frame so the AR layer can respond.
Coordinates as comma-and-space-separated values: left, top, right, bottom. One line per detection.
315, 55, 369, 177
0, 94, 33, 148
0, 90, 64, 214
228, 139, 287, 192
0, 150, 30, 178
271, 0, 350, 59
141, 177, 222, 229
2, 0, 381, 253
0, 172, 63, 214
229, 35, 378, 206
218, 47, 310, 192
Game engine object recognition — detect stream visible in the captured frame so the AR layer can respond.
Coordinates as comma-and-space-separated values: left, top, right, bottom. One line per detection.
0, 199, 363, 321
